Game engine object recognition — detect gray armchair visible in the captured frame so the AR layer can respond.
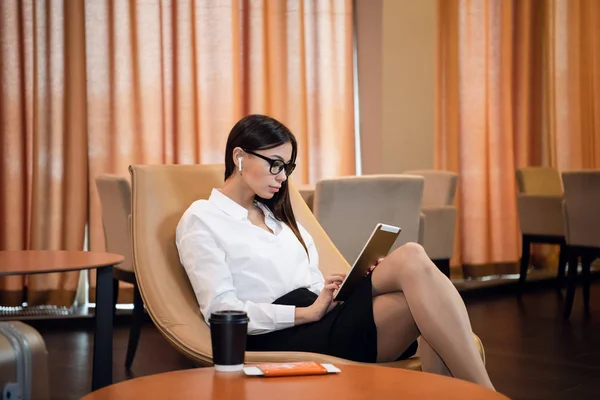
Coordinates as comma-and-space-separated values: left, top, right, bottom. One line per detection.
95, 174, 145, 370
561, 170, 600, 318
313, 175, 424, 264
404, 170, 458, 277
515, 167, 566, 289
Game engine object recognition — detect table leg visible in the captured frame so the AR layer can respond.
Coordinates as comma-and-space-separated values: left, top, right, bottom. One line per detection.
92, 265, 114, 391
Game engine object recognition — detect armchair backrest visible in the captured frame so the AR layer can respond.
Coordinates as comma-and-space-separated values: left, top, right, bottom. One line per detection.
561, 170, 600, 248
404, 170, 458, 207
516, 167, 562, 195
95, 174, 133, 272
314, 175, 424, 263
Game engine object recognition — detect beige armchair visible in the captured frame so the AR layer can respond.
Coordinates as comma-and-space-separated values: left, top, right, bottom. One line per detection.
515, 167, 566, 289
95, 175, 145, 370
297, 184, 316, 212
129, 164, 485, 370
313, 175, 424, 265
404, 170, 458, 277
561, 171, 600, 318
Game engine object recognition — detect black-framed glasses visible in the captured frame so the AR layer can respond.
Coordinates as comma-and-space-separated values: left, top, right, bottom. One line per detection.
243, 149, 296, 176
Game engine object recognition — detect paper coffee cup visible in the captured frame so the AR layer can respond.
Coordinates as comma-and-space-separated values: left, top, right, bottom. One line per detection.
209, 310, 249, 372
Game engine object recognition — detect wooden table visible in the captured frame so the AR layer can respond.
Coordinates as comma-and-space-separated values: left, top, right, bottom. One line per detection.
0, 250, 124, 391
82, 365, 508, 400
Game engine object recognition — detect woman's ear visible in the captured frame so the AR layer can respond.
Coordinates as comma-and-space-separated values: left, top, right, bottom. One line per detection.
232, 147, 243, 170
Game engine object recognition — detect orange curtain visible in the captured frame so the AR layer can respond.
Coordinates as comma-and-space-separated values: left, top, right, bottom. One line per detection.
0, 0, 87, 306
1, 0, 355, 304
436, 0, 600, 270
84, 0, 356, 258
547, 0, 600, 169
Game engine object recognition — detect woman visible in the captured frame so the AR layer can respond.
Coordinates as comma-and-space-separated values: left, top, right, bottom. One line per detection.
176, 114, 494, 389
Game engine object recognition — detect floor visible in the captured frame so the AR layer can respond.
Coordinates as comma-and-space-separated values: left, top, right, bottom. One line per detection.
25, 281, 600, 400
466, 283, 600, 400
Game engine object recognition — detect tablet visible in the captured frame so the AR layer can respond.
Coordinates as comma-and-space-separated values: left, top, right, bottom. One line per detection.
333, 223, 401, 302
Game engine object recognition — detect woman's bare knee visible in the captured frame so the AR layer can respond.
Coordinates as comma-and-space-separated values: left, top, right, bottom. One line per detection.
372, 242, 435, 295
387, 242, 435, 279
395, 242, 427, 260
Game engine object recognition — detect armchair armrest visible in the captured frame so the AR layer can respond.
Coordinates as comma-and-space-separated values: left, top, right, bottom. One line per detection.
517, 194, 564, 236
420, 206, 457, 260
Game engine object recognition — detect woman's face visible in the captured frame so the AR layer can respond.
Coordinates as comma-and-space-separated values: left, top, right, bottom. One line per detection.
237, 142, 293, 199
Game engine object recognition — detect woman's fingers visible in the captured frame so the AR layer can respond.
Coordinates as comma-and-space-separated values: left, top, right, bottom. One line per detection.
325, 275, 345, 285
367, 258, 385, 275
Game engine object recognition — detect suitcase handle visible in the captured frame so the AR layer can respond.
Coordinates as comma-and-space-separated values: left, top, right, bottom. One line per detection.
0, 323, 31, 400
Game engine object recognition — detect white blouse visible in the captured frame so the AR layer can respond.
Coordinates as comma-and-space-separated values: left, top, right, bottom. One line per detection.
176, 189, 324, 335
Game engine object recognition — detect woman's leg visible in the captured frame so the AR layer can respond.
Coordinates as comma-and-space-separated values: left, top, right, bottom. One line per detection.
418, 337, 452, 376
372, 292, 419, 362
371, 242, 494, 390
373, 292, 454, 376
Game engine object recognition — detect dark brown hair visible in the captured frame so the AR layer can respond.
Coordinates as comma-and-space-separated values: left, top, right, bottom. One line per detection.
224, 114, 308, 255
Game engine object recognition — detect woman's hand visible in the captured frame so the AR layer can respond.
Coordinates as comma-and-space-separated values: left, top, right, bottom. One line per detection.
365, 258, 385, 276
298, 273, 346, 324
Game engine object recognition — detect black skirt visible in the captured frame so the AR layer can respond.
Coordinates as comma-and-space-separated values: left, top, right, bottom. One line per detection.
246, 274, 418, 363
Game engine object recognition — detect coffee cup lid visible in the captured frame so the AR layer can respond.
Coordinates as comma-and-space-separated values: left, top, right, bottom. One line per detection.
209, 310, 249, 323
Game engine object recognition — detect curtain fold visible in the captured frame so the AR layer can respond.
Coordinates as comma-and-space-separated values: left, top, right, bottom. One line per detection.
549, 0, 600, 170
1, 0, 31, 305
436, 0, 600, 272
0, 0, 87, 306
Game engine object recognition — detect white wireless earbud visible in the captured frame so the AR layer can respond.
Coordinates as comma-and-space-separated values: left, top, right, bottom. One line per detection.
238, 156, 243, 172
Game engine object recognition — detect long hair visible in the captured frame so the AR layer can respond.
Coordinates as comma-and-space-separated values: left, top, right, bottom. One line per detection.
224, 114, 308, 255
